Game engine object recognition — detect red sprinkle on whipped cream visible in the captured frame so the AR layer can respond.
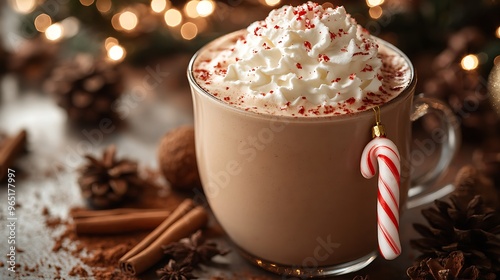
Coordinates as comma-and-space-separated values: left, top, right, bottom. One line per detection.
193, 2, 410, 117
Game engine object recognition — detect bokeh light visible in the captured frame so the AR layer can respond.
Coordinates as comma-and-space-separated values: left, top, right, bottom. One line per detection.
111, 14, 122, 31
369, 6, 383, 19
119, 11, 139, 31
461, 54, 479, 71
496, 26, 500, 39
10, 0, 36, 14
108, 45, 126, 61
366, 0, 384, 7
265, 0, 280, 6
321, 2, 335, 9
105, 37, 119, 50
96, 0, 112, 13
196, 0, 214, 17
151, 0, 168, 13
79, 0, 95, 6
164, 8, 182, 27
45, 23, 63, 41
181, 22, 198, 40
34, 14, 52, 32
184, 1, 199, 18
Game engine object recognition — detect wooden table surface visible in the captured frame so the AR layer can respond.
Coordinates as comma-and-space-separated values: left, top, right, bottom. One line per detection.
0, 58, 477, 279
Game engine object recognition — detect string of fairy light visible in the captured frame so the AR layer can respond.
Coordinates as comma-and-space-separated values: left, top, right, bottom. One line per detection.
460, 27, 500, 71
364, 0, 500, 70
6, 0, 500, 69
8, 0, 282, 62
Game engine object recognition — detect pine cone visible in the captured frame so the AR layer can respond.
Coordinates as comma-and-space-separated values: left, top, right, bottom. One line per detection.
78, 145, 143, 209
410, 194, 500, 275
45, 54, 123, 126
407, 251, 495, 280
8, 36, 58, 87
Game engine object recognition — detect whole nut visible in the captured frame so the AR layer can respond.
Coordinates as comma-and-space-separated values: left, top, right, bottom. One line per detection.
158, 126, 200, 190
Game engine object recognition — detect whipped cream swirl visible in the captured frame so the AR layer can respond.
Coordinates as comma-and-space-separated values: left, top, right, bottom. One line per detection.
193, 2, 410, 116
225, 3, 381, 108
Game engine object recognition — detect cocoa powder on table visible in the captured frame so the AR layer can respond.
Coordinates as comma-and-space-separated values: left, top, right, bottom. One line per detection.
50, 210, 149, 279
47, 185, 188, 279
68, 265, 88, 277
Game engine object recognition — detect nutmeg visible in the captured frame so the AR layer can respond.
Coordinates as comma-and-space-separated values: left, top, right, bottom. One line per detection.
158, 126, 200, 191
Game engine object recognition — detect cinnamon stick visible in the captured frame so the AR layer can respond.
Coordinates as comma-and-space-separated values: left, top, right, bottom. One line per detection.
71, 208, 169, 219
74, 211, 171, 235
119, 199, 208, 276
0, 130, 27, 181
120, 199, 195, 262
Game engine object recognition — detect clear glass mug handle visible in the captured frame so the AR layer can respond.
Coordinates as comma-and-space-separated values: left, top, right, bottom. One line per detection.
406, 94, 461, 209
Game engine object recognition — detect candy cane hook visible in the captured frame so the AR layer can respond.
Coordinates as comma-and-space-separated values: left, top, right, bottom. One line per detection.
360, 107, 401, 260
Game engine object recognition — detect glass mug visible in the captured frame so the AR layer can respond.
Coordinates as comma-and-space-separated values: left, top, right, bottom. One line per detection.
187, 30, 460, 277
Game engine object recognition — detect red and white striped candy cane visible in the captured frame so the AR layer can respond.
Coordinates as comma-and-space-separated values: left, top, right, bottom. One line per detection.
360, 136, 401, 260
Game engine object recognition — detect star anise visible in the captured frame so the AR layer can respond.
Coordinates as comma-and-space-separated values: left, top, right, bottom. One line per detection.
407, 251, 495, 280
156, 260, 197, 280
162, 230, 229, 267
78, 145, 143, 209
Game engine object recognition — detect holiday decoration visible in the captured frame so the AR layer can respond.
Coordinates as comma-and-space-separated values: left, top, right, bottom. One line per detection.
8, 36, 59, 87
410, 193, 500, 276
1, 0, 499, 277
488, 63, 500, 117
44, 54, 124, 126
78, 145, 143, 209
421, 27, 500, 142
360, 106, 401, 260
406, 251, 490, 280
12, 0, 276, 65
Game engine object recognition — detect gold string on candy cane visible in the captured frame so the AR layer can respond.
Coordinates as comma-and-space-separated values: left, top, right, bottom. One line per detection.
371, 106, 385, 138
360, 106, 402, 260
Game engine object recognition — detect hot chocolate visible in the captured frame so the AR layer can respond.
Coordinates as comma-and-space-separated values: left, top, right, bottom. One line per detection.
188, 2, 420, 277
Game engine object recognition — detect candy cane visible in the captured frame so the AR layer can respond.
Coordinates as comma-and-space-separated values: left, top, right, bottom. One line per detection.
360, 136, 401, 260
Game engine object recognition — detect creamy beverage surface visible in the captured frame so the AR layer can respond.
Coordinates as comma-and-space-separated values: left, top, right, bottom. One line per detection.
193, 2, 411, 117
